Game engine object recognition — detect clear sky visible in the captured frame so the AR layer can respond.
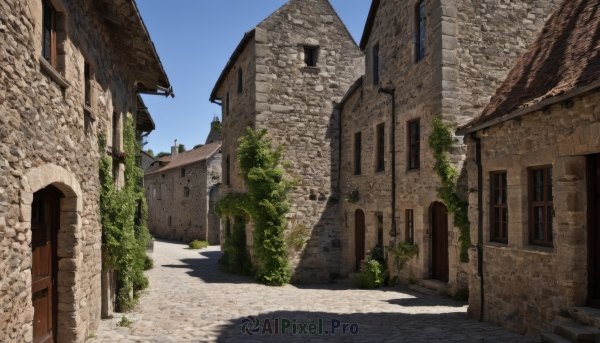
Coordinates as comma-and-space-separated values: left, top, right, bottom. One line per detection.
136, 0, 371, 155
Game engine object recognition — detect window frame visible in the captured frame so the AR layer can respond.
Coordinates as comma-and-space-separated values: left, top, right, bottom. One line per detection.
42, 0, 57, 68
529, 166, 554, 247
184, 187, 191, 198
237, 68, 243, 94
405, 209, 414, 245
84, 62, 92, 107
373, 43, 380, 85
376, 123, 385, 172
304, 46, 318, 67
408, 119, 420, 170
490, 171, 508, 243
354, 131, 362, 175
181, 168, 186, 177
415, 1, 426, 62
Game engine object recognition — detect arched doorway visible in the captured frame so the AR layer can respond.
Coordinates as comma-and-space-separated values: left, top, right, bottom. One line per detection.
355, 209, 365, 271
431, 202, 449, 282
31, 186, 63, 343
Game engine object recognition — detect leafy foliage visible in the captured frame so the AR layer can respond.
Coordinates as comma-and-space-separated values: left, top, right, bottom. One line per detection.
355, 260, 388, 289
215, 127, 294, 286
219, 216, 253, 275
156, 152, 170, 158
428, 118, 471, 262
116, 316, 133, 328
189, 240, 209, 250
193, 144, 204, 150
387, 242, 419, 271
178, 144, 186, 153
344, 188, 359, 204
99, 118, 151, 312
285, 225, 308, 252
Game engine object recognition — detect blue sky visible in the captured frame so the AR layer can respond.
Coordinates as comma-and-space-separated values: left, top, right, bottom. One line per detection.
137, 0, 371, 155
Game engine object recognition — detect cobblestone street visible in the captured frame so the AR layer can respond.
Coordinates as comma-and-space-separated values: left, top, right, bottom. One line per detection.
92, 240, 534, 343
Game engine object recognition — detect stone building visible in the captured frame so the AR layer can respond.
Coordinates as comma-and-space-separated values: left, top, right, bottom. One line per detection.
458, 0, 600, 338
0, 0, 171, 342
145, 122, 222, 245
336, 0, 561, 294
210, 0, 364, 282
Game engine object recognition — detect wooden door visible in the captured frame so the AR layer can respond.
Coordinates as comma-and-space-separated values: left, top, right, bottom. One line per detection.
31, 187, 60, 343
431, 202, 449, 283
588, 154, 600, 308
355, 210, 365, 272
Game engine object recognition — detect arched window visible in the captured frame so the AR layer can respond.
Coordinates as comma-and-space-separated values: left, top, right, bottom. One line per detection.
184, 187, 191, 198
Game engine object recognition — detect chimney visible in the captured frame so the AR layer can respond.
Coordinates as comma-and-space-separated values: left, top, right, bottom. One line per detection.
171, 139, 179, 158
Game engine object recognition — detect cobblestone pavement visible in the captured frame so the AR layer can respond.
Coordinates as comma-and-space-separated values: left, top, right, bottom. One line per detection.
91, 239, 534, 343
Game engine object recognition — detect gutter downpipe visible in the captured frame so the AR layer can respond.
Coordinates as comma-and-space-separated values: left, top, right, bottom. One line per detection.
473, 132, 484, 322
379, 87, 397, 239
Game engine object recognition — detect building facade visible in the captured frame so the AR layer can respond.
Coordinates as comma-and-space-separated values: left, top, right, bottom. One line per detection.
459, 0, 600, 338
145, 123, 222, 245
336, 0, 561, 294
210, 0, 365, 282
0, 0, 171, 342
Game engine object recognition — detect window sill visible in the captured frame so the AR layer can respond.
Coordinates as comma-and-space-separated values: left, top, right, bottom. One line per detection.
520, 245, 553, 256
84, 105, 96, 120
300, 67, 320, 74
484, 242, 509, 250
39, 56, 70, 88
406, 168, 421, 174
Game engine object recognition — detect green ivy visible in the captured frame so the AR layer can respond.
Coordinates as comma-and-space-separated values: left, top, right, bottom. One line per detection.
387, 242, 419, 271
215, 127, 294, 286
428, 118, 471, 262
219, 216, 253, 275
99, 117, 151, 311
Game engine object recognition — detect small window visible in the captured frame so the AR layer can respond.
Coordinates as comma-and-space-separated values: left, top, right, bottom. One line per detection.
168, 216, 172, 226
184, 187, 191, 198
42, 0, 57, 67
415, 1, 426, 62
237, 68, 243, 94
373, 43, 380, 85
408, 120, 420, 170
226, 155, 231, 185
226, 92, 230, 116
112, 112, 119, 149
491, 172, 508, 243
304, 47, 318, 67
376, 123, 385, 172
529, 166, 553, 247
181, 168, 186, 177
157, 184, 163, 200
376, 214, 384, 252
84, 62, 91, 107
84, 109, 91, 136
405, 210, 414, 244
354, 132, 362, 175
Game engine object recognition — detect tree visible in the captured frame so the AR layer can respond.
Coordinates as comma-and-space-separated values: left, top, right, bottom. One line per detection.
193, 144, 204, 150
178, 144, 186, 153
156, 152, 170, 158
146, 149, 154, 158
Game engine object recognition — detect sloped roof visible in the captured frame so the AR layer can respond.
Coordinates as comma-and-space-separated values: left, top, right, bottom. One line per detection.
460, 0, 600, 132
145, 142, 221, 175
359, 0, 380, 50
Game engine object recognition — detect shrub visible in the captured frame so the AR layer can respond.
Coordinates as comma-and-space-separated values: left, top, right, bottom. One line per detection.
189, 240, 209, 250
219, 217, 253, 276
143, 256, 153, 271
116, 316, 133, 327
355, 260, 388, 289
453, 288, 469, 301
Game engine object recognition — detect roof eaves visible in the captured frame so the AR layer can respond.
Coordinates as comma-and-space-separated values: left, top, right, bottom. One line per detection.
359, 0, 381, 50
335, 77, 363, 109
209, 29, 256, 103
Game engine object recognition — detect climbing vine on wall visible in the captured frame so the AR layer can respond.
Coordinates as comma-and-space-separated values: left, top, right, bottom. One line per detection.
99, 117, 151, 311
215, 127, 294, 286
428, 118, 471, 262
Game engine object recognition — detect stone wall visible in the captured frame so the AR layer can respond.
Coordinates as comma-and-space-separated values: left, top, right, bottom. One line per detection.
216, 0, 365, 282
465, 90, 600, 336
0, 0, 150, 341
338, 0, 560, 293
146, 151, 222, 244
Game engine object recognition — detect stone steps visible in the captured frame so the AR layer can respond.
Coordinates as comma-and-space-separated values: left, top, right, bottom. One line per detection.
540, 319, 600, 343
570, 307, 600, 331
541, 332, 576, 343
408, 284, 441, 297
408, 279, 451, 297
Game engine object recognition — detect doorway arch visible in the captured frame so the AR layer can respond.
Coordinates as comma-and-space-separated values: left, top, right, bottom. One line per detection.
430, 202, 449, 282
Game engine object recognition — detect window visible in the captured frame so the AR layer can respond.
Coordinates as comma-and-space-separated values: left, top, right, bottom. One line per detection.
373, 43, 380, 85
84, 109, 91, 136
408, 120, 420, 170
184, 187, 190, 198
157, 184, 162, 200
237, 68, 243, 94
354, 132, 362, 175
168, 216, 172, 226
226, 155, 231, 185
181, 169, 186, 177
376, 214, 384, 252
529, 166, 553, 246
84, 62, 91, 107
112, 112, 119, 149
405, 210, 414, 244
226, 92, 230, 116
376, 123, 385, 172
415, 1, 426, 62
491, 172, 508, 243
304, 47, 318, 67
42, 0, 57, 67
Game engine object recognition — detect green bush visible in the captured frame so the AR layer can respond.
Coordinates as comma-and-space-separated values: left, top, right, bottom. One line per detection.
453, 288, 469, 301
355, 260, 388, 289
189, 240, 209, 250
219, 217, 253, 275
143, 256, 153, 271
116, 315, 133, 328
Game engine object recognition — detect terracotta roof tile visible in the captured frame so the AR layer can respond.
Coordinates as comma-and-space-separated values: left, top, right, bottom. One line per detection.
145, 142, 221, 175
461, 0, 600, 131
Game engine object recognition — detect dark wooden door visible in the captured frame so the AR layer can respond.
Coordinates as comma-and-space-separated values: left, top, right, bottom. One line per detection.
32, 187, 60, 343
432, 202, 449, 283
355, 210, 365, 272
588, 154, 600, 308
